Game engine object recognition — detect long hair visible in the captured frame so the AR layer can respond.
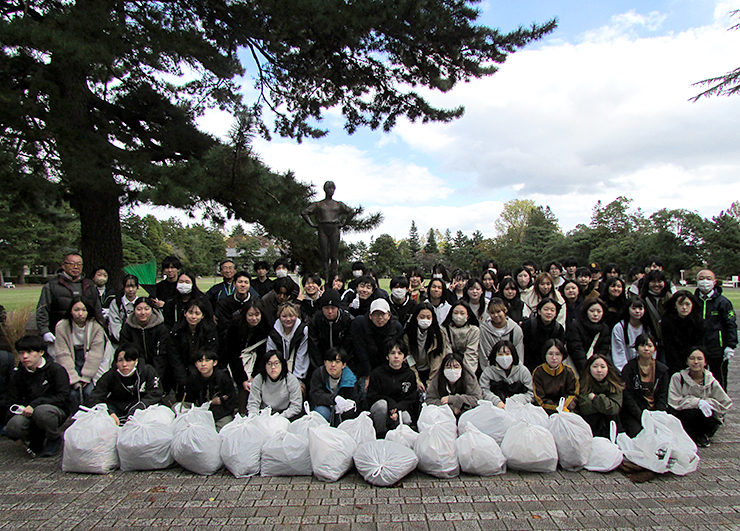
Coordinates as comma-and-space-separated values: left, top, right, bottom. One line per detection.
433, 352, 470, 393
580, 354, 625, 394
533, 272, 557, 300
462, 278, 487, 319
63, 295, 105, 328
405, 302, 444, 358
442, 299, 479, 329
663, 290, 702, 327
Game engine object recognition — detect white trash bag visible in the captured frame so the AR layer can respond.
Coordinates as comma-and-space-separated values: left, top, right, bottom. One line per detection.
250, 406, 291, 437
308, 426, 357, 482
547, 398, 593, 471
585, 421, 623, 472
458, 400, 518, 444
385, 414, 418, 449
170, 403, 222, 476
417, 403, 457, 436
354, 440, 419, 487
261, 431, 312, 477
338, 411, 376, 446
501, 421, 558, 473
287, 402, 329, 439
219, 416, 266, 478
415, 422, 459, 478
456, 424, 506, 476
63, 404, 120, 474
117, 409, 174, 471
506, 398, 550, 428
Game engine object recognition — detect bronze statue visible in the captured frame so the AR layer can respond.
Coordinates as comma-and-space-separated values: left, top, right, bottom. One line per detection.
301, 181, 355, 281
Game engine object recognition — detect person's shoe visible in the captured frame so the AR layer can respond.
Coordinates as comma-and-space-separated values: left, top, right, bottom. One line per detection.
38, 438, 62, 458
697, 435, 711, 448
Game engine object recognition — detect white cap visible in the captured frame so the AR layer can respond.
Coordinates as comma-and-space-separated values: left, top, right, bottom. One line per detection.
369, 299, 390, 314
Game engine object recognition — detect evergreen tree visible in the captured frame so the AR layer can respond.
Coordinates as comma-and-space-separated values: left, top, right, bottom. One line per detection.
408, 221, 422, 256
424, 228, 439, 254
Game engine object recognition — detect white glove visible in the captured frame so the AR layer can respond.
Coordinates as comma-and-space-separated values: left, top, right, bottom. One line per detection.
698, 399, 714, 418
724, 347, 735, 361
334, 395, 356, 414
350, 296, 360, 310
101, 308, 110, 320
42, 332, 55, 343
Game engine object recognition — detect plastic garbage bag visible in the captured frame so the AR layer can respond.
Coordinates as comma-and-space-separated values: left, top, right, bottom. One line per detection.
354, 440, 418, 487
250, 407, 291, 438
458, 400, 518, 444
501, 421, 558, 473
308, 425, 357, 482
385, 415, 419, 449
170, 403, 222, 475
338, 411, 376, 446
506, 398, 549, 428
585, 421, 623, 472
261, 431, 312, 477
547, 398, 593, 471
220, 414, 272, 478
415, 422, 459, 478
417, 403, 457, 436
117, 410, 174, 471
63, 404, 120, 474
287, 402, 329, 439
456, 424, 506, 476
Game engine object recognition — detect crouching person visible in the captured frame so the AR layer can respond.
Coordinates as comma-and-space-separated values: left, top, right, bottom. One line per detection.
367, 341, 418, 437
184, 349, 237, 432
309, 347, 360, 426
89, 344, 163, 425
6, 335, 70, 457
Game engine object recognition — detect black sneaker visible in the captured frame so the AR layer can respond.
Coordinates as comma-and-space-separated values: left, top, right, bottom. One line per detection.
38, 438, 62, 458
697, 435, 711, 448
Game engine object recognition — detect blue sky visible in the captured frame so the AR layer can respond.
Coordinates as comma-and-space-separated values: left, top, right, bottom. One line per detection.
175, 0, 740, 245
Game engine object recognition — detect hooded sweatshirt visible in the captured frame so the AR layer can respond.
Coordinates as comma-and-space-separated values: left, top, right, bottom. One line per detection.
478, 317, 524, 370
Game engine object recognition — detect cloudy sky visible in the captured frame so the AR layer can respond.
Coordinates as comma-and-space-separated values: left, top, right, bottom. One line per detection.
184, 0, 740, 244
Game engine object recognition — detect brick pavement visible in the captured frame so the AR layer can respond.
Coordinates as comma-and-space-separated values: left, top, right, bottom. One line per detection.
2, 365, 740, 531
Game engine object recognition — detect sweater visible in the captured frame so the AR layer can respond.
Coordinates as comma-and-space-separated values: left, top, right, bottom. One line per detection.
668, 368, 732, 422
425, 367, 482, 414
479, 363, 533, 407
247, 372, 303, 420
442, 323, 481, 374
478, 317, 524, 370
54, 319, 107, 385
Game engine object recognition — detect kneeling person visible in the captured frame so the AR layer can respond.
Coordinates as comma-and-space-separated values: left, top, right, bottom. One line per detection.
185, 349, 237, 431
367, 341, 418, 437
309, 347, 360, 426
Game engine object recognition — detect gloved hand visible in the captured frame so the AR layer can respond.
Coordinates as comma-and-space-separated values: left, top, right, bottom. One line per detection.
42, 332, 55, 343
698, 399, 714, 418
350, 296, 360, 310
724, 347, 735, 361
334, 395, 356, 414
101, 308, 110, 320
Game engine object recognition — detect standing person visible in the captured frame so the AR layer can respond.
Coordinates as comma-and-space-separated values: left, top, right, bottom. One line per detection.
639, 269, 673, 342
36, 252, 101, 352
266, 302, 309, 387
521, 272, 567, 329
521, 298, 566, 373
425, 352, 482, 417
206, 259, 241, 309
566, 298, 611, 372
307, 289, 354, 370
611, 298, 652, 372
545, 261, 565, 289
5, 335, 69, 457
669, 347, 732, 447
462, 278, 488, 322
119, 297, 170, 382
298, 273, 324, 321
479, 340, 533, 408
389, 276, 417, 327
53, 296, 109, 411
247, 351, 303, 420
559, 279, 582, 331
577, 354, 624, 437
215, 270, 256, 340
91, 267, 116, 320
481, 268, 498, 302
514, 267, 533, 298
532, 339, 579, 415
478, 298, 524, 370
694, 269, 737, 390
425, 278, 452, 324
108, 274, 140, 344
498, 277, 527, 324
404, 302, 447, 392
162, 271, 213, 330
341, 274, 385, 318
251, 260, 274, 298
260, 276, 298, 326
407, 267, 426, 303
660, 290, 704, 375
169, 299, 219, 397
154, 255, 181, 309
601, 277, 629, 331
309, 347, 360, 426
562, 257, 579, 282
185, 349, 237, 431
366, 342, 418, 437
620, 333, 669, 437
441, 300, 480, 375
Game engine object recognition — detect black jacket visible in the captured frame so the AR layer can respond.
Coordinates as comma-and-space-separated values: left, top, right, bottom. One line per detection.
566, 319, 611, 372
366, 362, 418, 413
119, 311, 170, 379
660, 313, 704, 374
223, 319, 270, 385
169, 321, 219, 390
88, 362, 163, 417
184, 367, 237, 421
35, 274, 101, 336
307, 309, 354, 369
6, 355, 70, 421
350, 315, 404, 377
390, 295, 417, 328
620, 358, 670, 426
694, 286, 738, 359
521, 315, 566, 373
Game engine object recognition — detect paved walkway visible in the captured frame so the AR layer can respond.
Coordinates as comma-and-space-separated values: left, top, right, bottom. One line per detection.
2, 364, 740, 531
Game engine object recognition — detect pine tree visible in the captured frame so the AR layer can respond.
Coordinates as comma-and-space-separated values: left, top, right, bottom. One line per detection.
408, 221, 422, 256
424, 228, 439, 254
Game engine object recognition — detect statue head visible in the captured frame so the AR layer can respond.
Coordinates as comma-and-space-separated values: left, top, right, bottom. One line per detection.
323, 180, 336, 198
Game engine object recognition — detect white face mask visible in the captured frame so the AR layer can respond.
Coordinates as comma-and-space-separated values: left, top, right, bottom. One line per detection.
497, 355, 513, 370
391, 288, 407, 300
117, 367, 136, 378
275, 269, 288, 278
452, 314, 467, 327
432, 273, 443, 279
417, 318, 432, 330
444, 368, 462, 383
697, 279, 715, 294
176, 282, 193, 294
352, 270, 363, 278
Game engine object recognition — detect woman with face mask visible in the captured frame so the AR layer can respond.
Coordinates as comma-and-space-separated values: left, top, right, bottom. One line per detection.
479, 340, 533, 408
404, 302, 447, 392
441, 300, 481, 375
162, 271, 213, 330
425, 352, 482, 417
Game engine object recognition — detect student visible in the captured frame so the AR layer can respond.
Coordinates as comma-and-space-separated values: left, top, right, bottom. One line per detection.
639, 269, 673, 342
169, 299, 219, 396
431, 263, 451, 286
514, 266, 533, 296
367, 342, 418, 437
154, 255, 181, 309
406, 267, 426, 302
532, 339, 579, 415
668, 346, 733, 447
162, 271, 213, 330
53, 296, 108, 411
441, 300, 480, 374
521, 272, 566, 329
694, 269, 738, 390
620, 333, 669, 437
575, 267, 598, 299
251, 260, 274, 298
562, 257, 579, 281
5, 335, 69, 457
388, 275, 417, 327
247, 350, 303, 420
330, 273, 347, 298
266, 302, 309, 385
91, 266, 116, 318
425, 352, 482, 417
184, 349, 237, 431
119, 297, 170, 381
479, 340, 533, 408
462, 278, 488, 321
350, 299, 404, 383
309, 347, 360, 426
577, 354, 624, 437
611, 298, 651, 372
559, 279, 582, 331
307, 289, 354, 370
449, 269, 470, 302
545, 260, 565, 289
347, 261, 368, 290
601, 277, 629, 331
205, 259, 238, 309
481, 268, 497, 302
660, 290, 704, 375
404, 302, 446, 392
478, 297, 524, 370
497, 277, 526, 324
89, 345, 163, 425
566, 298, 611, 372
215, 270, 256, 339
342, 274, 385, 318
425, 278, 452, 324
260, 276, 299, 326
298, 273, 323, 321
521, 297, 566, 373
108, 274, 140, 343
223, 300, 269, 414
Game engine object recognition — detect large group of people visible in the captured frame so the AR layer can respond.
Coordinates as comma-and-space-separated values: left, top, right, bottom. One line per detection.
2, 252, 736, 460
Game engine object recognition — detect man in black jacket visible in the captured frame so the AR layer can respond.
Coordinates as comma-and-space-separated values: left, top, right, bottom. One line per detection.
366, 341, 418, 437
6, 335, 70, 457
308, 289, 354, 369
350, 299, 404, 385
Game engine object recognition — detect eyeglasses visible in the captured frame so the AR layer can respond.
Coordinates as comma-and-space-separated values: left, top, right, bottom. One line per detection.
64, 261, 83, 267
266, 361, 281, 368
